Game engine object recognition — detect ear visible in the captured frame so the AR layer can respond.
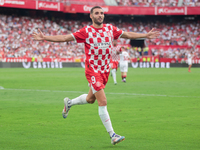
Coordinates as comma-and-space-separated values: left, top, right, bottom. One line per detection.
90, 14, 92, 19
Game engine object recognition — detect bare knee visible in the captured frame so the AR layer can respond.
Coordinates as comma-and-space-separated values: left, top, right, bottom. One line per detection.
98, 99, 107, 106
94, 89, 107, 106
86, 96, 96, 104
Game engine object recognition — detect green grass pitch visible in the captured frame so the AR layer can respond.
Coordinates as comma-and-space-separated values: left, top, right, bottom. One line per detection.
0, 67, 200, 150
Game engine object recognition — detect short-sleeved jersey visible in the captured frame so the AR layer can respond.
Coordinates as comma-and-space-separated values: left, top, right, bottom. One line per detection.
120, 51, 129, 64
187, 53, 192, 61
111, 46, 121, 62
71, 24, 123, 73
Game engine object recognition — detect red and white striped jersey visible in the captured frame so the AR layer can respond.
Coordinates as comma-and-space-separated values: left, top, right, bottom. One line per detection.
71, 24, 123, 73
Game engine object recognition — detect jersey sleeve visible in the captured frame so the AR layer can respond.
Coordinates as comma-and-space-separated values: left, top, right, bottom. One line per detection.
71, 27, 87, 43
112, 25, 123, 40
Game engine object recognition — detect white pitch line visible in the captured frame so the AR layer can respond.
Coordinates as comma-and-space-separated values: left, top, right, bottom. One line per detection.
108, 92, 199, 98
0, 88, 199, 98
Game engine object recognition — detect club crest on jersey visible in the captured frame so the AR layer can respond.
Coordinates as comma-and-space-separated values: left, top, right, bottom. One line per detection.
107, 31, 111, 37
96, 81, 101, 87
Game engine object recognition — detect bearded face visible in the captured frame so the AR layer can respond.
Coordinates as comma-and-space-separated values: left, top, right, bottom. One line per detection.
90, 8, 104, 26
93, 16, 103, 26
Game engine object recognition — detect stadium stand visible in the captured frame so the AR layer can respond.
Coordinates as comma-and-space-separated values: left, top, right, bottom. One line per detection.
116, 0, 179, 6
28, 0, 106, 5
182, 0, 200, 6
6, 0, 199, 6
115, 0, 200, 6
0, 6, 199, 60
64, 0, 106, 5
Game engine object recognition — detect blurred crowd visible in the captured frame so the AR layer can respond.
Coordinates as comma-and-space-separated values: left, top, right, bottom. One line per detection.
0, 14, 88, 59
30, 0, 106, 6
0, 14, 199, 60
126, 46, 200, 61
182, 0, 200, 6
116, 0, 178, 6
112, 20, 200, 47
116, 0, 200, 6
29, 0, 200, 6
149, 47, 200, 59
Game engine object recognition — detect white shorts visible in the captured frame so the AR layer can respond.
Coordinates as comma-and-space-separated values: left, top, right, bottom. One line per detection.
120, 63, 128, 72
188, 60, 192, 65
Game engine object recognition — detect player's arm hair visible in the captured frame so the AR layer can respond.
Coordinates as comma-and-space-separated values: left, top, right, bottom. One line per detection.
121, 31, 147, 39
44, 34, 74, 42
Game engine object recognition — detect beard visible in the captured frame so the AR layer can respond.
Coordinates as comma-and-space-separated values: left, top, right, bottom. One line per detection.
93, 17, 103, 26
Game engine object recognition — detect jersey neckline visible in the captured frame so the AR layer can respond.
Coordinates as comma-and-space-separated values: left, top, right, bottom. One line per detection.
90, 24, 106, 31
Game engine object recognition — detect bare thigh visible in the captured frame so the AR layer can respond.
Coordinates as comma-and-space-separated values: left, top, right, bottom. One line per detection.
94, 89, 107, 106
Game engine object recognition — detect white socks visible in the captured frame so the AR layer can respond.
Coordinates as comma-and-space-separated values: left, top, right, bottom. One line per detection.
68, 95, 115, 137
68, 94, 88, 106
99, 106, 115, 137
112, 69, 117, 84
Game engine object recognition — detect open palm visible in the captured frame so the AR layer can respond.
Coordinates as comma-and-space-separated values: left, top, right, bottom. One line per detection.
146, 28, 160, 39
32, 29, 45, 41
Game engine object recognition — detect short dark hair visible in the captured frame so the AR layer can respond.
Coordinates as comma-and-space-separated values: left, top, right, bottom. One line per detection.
90, 6, 103, 14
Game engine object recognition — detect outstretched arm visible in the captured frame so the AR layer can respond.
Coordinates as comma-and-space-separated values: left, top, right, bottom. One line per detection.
32, 29, 74, 42
121, 28, 159, 39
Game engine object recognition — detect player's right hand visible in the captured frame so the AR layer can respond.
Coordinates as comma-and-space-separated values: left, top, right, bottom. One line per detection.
32, 29, 45, 41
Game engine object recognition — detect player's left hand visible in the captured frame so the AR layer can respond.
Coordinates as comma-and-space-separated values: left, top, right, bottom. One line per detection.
32, 29, 45, 41
146, 28, 160, 39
